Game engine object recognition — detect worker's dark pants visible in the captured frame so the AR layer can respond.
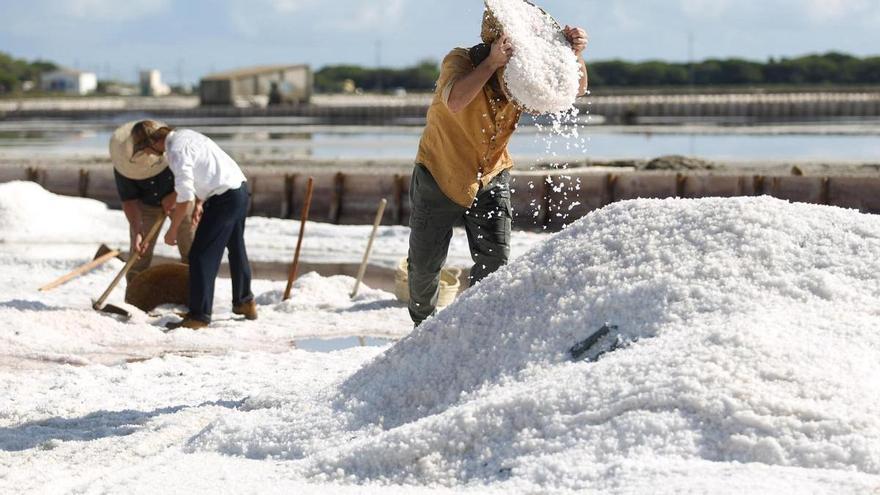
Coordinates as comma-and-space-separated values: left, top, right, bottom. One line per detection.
188, 184, 254, 323
407, 164, 511, 325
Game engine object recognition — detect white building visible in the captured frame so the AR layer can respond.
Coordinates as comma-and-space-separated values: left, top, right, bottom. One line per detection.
139, 69, 171, 97
40, 69, 98, 95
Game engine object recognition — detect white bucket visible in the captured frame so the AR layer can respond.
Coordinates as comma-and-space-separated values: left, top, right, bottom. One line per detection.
394, 258, 462, 308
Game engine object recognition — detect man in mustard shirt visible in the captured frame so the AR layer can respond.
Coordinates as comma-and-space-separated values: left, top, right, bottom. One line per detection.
408, 10, 589, 326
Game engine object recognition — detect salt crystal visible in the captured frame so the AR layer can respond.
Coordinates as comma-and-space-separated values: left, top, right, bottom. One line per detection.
486, 0, 581, 115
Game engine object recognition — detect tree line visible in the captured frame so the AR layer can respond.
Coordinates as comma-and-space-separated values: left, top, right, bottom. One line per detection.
0, 52, 57, 93
589, 52, 880, 87
2, 50, 878, 95
315, 52, 880, 92
314, 60, 441, 93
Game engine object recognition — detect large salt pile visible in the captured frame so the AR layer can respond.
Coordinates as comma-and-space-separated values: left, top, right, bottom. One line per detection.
486, 0, 582, 114
191, 197, 880, 490
328, 198, 880, 487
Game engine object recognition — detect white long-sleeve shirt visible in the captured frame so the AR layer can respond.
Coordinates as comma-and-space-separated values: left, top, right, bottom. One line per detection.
165, 129, 247, 202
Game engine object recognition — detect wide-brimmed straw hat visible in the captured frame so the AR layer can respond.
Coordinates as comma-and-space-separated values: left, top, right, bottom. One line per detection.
109, 120, 170, 180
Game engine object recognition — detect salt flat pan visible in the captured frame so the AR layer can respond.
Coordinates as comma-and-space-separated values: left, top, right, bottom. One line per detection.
2, 179, 879, 492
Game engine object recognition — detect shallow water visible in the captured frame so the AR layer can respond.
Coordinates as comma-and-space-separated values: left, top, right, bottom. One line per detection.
293, 336, 393, 352
1, 119, 879, 163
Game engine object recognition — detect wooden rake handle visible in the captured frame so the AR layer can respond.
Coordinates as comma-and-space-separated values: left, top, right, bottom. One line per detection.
39, 249, 121, 292
351, 198, 387, 298
92, 215, 166, 310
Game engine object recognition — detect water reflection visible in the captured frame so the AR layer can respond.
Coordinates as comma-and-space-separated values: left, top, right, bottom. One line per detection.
1, 120, 878, 162
292, 336, 393, 352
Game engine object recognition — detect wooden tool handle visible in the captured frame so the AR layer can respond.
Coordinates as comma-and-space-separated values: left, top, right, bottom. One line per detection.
39, 249, 121, 292
351, 198, 387, 298
93, 215, 166, 310
284, 177, 315, 301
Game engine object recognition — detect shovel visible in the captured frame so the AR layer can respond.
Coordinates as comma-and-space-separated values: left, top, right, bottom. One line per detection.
92, 215, 166, 318
38, 244, 124, 292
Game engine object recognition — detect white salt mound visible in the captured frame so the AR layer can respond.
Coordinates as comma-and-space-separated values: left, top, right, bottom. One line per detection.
187, 197, 880, 490
0, 180, 122, 243
257, 272, 397, 313
325, 197, 880, 485
487, 0, 581, 114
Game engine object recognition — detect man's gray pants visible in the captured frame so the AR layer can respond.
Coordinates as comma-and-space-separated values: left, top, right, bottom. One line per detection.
407, 164, 512, 325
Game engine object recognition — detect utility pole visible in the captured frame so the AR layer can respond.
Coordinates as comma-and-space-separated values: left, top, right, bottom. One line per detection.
376, 39, 383, 93
687, 31, 695, 93
176, 59, 184, 92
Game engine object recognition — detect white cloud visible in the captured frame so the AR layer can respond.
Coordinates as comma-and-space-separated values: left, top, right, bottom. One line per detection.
267, 0, 314, 13
679, 0, 733, 20
329, 0, 407, 31
225, 0, 409, 36
63, 0, 171, 21
803, 0, 880, 22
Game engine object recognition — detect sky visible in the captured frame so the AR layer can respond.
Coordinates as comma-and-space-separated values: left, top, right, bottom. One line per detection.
2, 0, 880, 85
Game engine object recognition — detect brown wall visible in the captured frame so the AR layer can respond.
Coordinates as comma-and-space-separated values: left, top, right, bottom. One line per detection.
7, 168, 880, 231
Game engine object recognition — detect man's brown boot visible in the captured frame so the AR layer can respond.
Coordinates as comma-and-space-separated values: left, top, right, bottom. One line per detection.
165, 317, 209, 330
233, 300, 258, 320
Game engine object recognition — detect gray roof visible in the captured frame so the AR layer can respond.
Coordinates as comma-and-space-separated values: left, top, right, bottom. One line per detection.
44, 68, 94, 77
202, 64, 310, 81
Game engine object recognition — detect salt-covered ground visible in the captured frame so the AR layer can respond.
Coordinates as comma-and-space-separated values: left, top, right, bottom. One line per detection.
0, 181, 547, 368
2, 181, 880, 493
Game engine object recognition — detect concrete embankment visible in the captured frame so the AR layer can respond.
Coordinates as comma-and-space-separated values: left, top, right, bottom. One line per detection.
3, 164, 879, 232
3, 92, 879, 123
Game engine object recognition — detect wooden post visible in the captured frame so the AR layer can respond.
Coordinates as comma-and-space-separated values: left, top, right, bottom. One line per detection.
78, 169, 90, 198
753, 176, 766, 196
606, 174, 618, 205
821, 177, 831, 205
26, 167, 41, 184
284, 173, 298, 219
329, 172, 346, 224
283, 177, 315, 301
393, 174, 405, 225
675, 173, 687, 198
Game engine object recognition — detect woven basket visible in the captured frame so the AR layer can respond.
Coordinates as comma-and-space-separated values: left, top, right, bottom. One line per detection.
394, 258, 462, 308
125, 262, 189, 312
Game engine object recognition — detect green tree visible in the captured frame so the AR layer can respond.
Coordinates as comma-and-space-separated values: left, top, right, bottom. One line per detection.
0, 51, 57, 93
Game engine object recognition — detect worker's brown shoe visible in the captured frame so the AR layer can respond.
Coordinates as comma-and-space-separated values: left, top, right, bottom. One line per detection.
233, 300, 258, 320
165, 317, 209, 330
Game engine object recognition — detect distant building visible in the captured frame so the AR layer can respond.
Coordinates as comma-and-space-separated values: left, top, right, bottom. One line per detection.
199, 64, 312, 106
41, 69, 98, 95
103, 83, 139, 96
139, 70, 171, 97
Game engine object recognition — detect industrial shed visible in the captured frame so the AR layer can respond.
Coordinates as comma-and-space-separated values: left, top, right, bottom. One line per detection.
199, 64, 313, 106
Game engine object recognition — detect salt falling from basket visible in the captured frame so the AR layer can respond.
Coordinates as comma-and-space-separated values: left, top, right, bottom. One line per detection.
485, 0, 582, 115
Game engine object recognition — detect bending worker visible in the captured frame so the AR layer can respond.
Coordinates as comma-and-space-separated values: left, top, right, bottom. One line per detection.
407, 9, 588, 326
110, 121, 194, 282
129, 120, 257, 330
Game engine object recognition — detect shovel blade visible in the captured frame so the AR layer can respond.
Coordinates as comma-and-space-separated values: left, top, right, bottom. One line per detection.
93, 244, 113, 260
93, 301, 132, 319
93, 244, 125, 262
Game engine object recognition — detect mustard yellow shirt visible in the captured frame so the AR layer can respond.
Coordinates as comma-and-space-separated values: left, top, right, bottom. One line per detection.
415, 48, 523, 208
